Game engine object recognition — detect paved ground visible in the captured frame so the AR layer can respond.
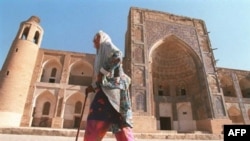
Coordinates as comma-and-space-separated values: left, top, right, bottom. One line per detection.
0, 127, 224, 141
0, 134, 223, 141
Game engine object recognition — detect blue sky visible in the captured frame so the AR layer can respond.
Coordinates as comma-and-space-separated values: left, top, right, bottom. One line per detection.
1, 0, 250, 70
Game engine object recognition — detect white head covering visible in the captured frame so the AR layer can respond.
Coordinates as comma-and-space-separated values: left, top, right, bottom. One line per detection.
93, 30, 120, 75
98, 30, 112, 43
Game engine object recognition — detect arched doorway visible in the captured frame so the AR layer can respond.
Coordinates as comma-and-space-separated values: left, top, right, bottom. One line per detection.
32, 90, 56, 127
177, 103, 194, 132
63, 92, 89, 129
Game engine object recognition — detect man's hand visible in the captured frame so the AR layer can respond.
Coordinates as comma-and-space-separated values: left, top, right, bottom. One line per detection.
86, 85, 95, 94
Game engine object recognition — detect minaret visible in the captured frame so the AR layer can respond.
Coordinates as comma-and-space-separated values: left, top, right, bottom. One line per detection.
0, 16, 44, 127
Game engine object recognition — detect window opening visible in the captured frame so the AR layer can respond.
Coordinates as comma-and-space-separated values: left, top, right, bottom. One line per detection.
42, 102, 51, 115
49, 78, 55, 83
158, 90, 163, 96
21, 27, 30, 40
159, 117, 171, 130
181, 88, 186, 96
49, 68, 57, 83
75, 101, 82, 114
158, 85, 164, 96
33, 31, 40, 44
6, 71, 9, 76
245, 92, 250, 98
51, 68, 57, 77
136, 94, 145, 111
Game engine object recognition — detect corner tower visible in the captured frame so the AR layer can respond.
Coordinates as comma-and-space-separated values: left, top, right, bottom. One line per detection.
0, 16, 44, 127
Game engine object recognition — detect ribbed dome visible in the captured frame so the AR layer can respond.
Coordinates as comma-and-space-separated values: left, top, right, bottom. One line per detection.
151, 37, 196, 80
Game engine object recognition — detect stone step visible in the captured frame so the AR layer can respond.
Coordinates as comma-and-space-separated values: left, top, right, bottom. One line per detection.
0, 127, 223, 140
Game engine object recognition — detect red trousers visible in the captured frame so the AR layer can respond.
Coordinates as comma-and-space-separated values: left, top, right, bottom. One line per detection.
84, 120, 135, 141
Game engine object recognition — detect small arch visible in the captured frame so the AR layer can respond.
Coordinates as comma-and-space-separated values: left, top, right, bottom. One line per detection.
68, 60, 93, 86
42, 101, 51, 115
48, 68, 57, 83
64, 91, 85, 103
51, 68, 57, 77
158, 85, 164, 96
6, 71, 9, 76
33, 31, 40, 44
75, 101, 82, 114
21, 27, 30, 40
63, 92, 88, 129
32, 90, 55, 127
176, 81, 187, 96
181, 88, 186, 96
40, 59, 62, 83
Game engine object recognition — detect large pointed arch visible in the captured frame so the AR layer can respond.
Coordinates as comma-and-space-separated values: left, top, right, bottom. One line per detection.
149, 35, 202, 65
32, 90, 56, 127
40, 59, 62, 83
69, 60, 93, 76
149, 34, 204, 97
68, 60, 93, 86
63, 91, 89, 128
148, 34, 210, 131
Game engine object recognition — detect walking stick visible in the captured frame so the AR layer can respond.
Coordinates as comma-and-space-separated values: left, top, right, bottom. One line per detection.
75, 88, 89, 141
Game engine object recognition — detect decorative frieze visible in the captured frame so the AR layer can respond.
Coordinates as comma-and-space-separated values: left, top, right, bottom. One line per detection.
213, 95, 226, 117
133, 25, 144, 42
144, 11, 194, 26
133, 66, 145, 87
132, 90, 147, 112
145, 21, 200, 58
132, 44, 144, 64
